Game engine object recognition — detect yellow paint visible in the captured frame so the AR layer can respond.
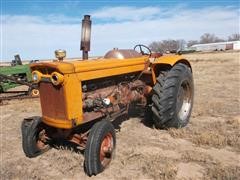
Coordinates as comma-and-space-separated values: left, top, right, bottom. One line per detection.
31, 54, 188, 129
50, 72, 64, 85
42, 116, 72, 129
63, 74, 83, 125
153, 54, 184, 66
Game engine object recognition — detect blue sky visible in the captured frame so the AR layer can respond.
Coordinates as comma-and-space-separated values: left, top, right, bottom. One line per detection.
3, 0, 239, 15
1, 0, 240, 61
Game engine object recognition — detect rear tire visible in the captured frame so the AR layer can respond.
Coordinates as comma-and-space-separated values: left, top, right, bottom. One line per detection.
84, 120, 116, 176
151, 63, 194, 129
21, 116, 50, 158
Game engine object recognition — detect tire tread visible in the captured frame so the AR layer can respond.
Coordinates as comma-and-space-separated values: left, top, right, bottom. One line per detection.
151, 63, 193, 129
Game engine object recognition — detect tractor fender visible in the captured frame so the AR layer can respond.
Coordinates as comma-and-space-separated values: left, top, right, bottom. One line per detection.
151, 55, 192, 83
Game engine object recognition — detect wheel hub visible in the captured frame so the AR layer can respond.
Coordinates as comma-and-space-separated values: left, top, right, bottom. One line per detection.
100, 133, 114, 167
37, 129, 49, 150
177, 80, 192, 121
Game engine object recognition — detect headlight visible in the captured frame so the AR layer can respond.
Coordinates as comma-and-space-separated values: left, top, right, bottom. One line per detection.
51, 72, 64, 85
33, 73, 38, 81
32, 71, 42, 83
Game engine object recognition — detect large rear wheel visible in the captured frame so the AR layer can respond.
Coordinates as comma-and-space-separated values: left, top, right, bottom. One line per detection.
151, 63, 194, 129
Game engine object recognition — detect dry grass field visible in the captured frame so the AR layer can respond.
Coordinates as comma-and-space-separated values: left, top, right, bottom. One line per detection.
0, 51, 240, 179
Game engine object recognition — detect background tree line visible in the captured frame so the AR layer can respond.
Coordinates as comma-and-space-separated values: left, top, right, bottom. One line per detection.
149, 33, 240, 53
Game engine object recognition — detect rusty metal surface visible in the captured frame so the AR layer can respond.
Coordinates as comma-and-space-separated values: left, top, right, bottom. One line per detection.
39, 82, 67, 120
83, 104, 121, 123
82, 85, 117, 101
35, 122, 89, 150
82, 79, 150, 123
104, 49, 142, 59
83, 111, 104, 122
100, 132, 114, 167
68, 133, 88, 150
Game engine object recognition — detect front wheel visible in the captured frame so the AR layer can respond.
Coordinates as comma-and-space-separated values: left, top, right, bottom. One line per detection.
84, 120, 116, 176
151, 63, 194, 129
21, 116, 50, 157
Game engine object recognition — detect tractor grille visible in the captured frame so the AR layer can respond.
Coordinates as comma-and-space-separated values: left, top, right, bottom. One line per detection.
39, 82, 67, 120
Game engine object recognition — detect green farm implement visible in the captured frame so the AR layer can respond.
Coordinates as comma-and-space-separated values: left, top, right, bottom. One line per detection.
0, 55, 39, 102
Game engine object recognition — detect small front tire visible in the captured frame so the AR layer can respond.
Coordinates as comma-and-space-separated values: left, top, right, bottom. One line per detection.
21, 116, 50, 158
84, 120, 116, 176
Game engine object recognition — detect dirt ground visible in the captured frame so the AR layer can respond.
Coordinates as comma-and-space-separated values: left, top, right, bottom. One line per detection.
1, 51, 240, 180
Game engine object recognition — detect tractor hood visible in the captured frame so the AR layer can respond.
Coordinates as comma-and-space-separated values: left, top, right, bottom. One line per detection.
30, 61, 75, 74
30, 56, 149, 75
30, 54, 189, 83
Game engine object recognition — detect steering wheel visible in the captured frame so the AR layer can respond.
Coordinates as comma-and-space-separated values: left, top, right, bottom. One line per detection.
134, 44, 152, 56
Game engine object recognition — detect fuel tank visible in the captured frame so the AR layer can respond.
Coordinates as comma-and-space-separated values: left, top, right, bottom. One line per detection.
104, 49, 142, 59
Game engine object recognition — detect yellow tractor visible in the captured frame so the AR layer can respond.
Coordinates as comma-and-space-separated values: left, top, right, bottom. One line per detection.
21, 15, 194, 176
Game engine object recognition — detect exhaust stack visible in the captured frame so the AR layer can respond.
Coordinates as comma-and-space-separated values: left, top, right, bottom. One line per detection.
80, 15, 92, 60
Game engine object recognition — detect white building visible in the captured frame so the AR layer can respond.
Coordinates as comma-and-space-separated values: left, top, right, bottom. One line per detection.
191, 41, 240, 51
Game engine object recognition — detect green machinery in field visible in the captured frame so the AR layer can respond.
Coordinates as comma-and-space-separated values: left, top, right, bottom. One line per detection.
0, 55, 39, 99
